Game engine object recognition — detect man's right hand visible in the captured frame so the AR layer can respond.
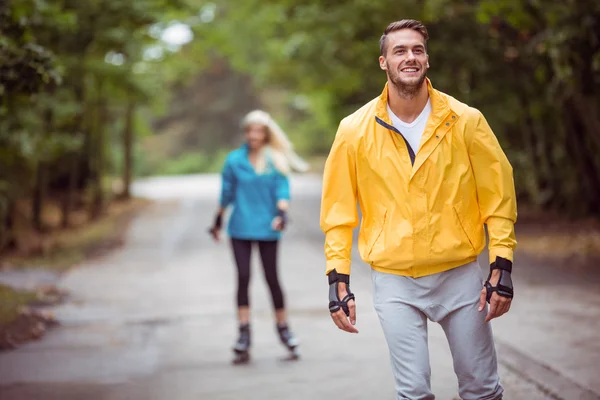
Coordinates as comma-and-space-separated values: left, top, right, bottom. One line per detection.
330, 282, 359, 334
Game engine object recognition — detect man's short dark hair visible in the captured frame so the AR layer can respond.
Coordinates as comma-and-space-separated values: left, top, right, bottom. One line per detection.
380, 19, 429, 56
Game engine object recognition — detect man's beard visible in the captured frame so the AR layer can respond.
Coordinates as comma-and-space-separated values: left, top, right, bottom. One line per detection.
387, 61, 427, 99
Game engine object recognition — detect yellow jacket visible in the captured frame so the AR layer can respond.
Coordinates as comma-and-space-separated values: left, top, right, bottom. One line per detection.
320, 79, 517, 278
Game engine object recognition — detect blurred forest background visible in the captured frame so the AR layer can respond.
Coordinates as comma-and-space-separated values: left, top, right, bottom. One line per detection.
1, 0, 599, 258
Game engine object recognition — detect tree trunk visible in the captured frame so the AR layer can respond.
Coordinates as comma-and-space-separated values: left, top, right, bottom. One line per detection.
569, 93, 600, 185
62, 82, 85, 227
32, 163, 46, 231
518, 97, 543, 207
571, 94, 600, 151
537, 121, 561, 211
61, 153, 79, 228
562, 100, 600, 216
0, 199, 14, 253
90, 78, 106, 219
121, 99, 135, 199
33, 94, 54, 231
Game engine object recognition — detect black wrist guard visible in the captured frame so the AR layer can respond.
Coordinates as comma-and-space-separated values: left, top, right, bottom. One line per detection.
328, 269, 355, 316
485, 256, 514, 303
277, 209, 288, 229
208, 213, 222, 235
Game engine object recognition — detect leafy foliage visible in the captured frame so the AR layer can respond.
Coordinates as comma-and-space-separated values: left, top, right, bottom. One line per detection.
1, 0, 598, 256
190, 0, 600, 216
0, 0, 198, 251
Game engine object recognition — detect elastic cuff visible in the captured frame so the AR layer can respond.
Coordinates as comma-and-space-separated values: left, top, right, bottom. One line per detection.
325, 259, 351, 276
327, 269, 350, 284
489, 248, 514, 265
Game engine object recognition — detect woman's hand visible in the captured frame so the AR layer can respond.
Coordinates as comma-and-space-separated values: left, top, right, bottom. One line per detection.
209, 226, 221, 242
272, 208, 288, 231
208, 211, 223, 242
271, 216, 284, 231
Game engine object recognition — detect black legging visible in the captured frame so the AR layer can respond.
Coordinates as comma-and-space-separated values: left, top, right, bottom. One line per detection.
230, 238, 285, 310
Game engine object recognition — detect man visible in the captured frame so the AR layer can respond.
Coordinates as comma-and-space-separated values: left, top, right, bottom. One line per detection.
320, 19, 516, 400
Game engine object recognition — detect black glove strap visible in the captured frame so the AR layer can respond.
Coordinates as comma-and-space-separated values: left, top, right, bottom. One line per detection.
485, 257, 514, 303
208, 213, 222, 235
491, 256, 512, 273
277, 209, 288, 229
328, 269, 355, 316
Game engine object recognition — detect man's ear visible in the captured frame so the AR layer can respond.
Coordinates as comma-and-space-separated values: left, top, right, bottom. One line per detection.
379, 55, 387, 71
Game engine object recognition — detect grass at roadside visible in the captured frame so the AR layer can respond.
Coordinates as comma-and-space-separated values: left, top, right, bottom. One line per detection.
1, 197, 150, 346
515, 209, 600, 261
4, 197, 151, 273
0, 284, 36, 327
517, 230, 600, 259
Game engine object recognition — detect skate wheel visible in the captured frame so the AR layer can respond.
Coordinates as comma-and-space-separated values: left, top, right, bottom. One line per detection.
232, 352, 250, 365
282, 348, 300, 361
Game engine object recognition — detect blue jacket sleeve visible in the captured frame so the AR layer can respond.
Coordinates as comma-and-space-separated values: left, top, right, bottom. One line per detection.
275, 172, 290, 202
219, 156, 236, 207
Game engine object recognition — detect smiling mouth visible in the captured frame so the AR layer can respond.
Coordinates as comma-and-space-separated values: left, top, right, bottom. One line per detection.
401, 67, 419, 72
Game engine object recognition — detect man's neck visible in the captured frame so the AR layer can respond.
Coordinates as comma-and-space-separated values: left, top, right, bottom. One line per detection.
387, 81, 429, 124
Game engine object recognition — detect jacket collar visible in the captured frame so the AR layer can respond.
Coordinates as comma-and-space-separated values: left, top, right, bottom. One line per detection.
374, 78, 451, 124
374, 78, 463, 180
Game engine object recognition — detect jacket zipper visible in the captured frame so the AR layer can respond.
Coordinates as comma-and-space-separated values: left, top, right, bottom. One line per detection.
375, 116, 416, 165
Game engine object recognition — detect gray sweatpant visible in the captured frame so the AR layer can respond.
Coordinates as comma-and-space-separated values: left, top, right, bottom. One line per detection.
371, 261, 503, 400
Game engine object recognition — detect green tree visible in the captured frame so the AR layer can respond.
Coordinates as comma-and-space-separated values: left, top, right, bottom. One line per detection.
190, 0, 599, 216
0, 0, 196, 252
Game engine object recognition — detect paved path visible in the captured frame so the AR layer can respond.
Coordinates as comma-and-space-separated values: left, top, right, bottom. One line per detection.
0, 174, 598, 400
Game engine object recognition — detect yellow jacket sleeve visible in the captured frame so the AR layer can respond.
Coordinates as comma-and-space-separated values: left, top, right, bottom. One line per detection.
467, 110, 518, 264
320, 121, 359, 275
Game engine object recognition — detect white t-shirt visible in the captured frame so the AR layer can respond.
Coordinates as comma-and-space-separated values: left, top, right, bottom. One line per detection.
387, 98, 432, 154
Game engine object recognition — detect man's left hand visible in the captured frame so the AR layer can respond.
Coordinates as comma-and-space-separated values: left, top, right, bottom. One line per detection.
478, 269, 512, 322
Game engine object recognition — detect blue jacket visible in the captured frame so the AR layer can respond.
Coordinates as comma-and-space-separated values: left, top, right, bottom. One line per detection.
220, 144, 290, 240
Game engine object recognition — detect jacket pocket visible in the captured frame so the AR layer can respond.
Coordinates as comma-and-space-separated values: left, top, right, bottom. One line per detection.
452, 204, 475, 251
367, 209, 388, 262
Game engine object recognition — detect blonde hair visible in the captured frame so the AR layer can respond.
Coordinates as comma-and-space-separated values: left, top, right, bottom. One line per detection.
241, 110, 310, 175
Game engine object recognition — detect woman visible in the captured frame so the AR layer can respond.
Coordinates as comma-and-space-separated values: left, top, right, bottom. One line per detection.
208, 109, 309, 364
